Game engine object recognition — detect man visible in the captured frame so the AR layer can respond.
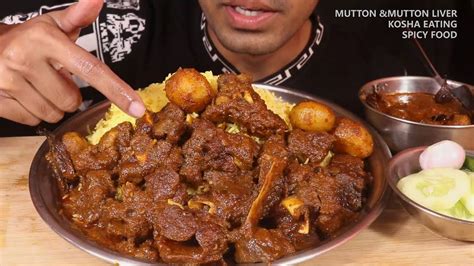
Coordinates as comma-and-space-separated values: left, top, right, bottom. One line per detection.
0, 0, 374, 135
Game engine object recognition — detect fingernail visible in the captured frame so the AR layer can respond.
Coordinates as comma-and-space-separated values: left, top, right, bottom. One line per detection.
128, 101, 146, 118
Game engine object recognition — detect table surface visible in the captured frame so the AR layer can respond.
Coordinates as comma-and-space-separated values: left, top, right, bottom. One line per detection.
0, 136, 473, 265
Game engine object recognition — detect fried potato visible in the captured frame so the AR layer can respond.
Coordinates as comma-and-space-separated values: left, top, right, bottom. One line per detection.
165, 68, 216, 113
333, 118, 374, 158
289, 101, 336, 132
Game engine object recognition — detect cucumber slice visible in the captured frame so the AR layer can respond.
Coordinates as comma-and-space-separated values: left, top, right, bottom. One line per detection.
460, 172, 474, 215
463, 156, 474, 171
439, 201, 474, 221
397, 168, 470, 210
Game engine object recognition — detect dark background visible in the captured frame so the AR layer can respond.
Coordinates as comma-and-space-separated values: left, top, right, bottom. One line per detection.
318, 0, 474, 83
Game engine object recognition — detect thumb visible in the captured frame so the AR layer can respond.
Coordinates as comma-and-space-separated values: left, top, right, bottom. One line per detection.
49, 0, 103, 33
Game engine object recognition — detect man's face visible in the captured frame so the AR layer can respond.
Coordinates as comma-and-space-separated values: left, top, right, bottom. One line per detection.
199, 0, 319, 56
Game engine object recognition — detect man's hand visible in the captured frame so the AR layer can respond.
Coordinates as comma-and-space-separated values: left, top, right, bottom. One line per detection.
0, 0, 145, 126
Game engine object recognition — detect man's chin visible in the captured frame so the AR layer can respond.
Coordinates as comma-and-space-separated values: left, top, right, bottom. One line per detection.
226, 46, 274, 56
218, 35, 282, 56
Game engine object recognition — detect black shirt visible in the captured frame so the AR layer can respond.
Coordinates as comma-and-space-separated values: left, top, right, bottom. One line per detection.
0, 0, 424, 136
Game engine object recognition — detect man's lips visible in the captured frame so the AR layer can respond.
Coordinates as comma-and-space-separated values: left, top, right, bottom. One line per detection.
224, 5, 277, 30
222, 0, 278, 12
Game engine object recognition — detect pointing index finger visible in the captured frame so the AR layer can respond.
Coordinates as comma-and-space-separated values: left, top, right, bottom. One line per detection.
51, 33, 145, 118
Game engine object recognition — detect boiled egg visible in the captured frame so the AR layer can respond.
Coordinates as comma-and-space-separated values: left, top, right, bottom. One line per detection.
419, 140, 466, 170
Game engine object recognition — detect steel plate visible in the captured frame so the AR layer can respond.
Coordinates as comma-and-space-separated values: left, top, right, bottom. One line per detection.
29, 84, 392, 265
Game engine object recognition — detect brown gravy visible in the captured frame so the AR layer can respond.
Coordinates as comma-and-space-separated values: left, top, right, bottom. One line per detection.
367, 92, 471, 125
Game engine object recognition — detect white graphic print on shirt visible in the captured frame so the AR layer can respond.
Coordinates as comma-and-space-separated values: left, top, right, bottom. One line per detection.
100, 13, 146, 63
0, 3, 77, 24
0, 11, 38, 24
107, 0, 140, 10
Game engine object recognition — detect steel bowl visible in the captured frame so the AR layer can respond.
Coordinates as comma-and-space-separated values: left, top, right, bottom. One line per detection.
359, 76, 474, 152
29, 84, 392, 265
388, 146, 474, 241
